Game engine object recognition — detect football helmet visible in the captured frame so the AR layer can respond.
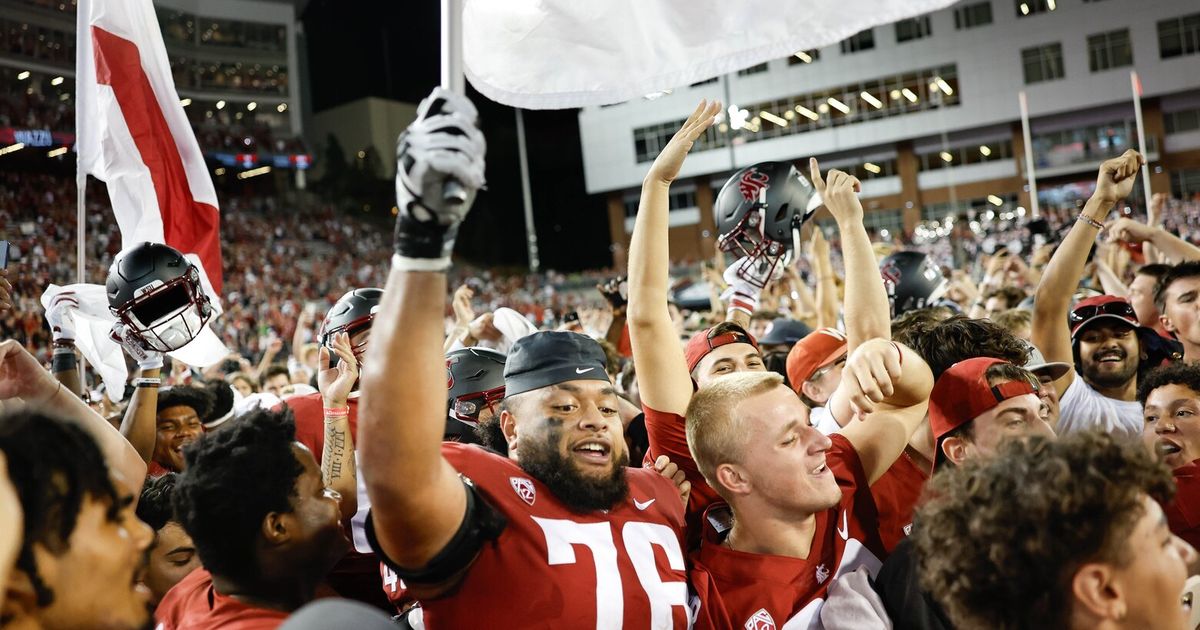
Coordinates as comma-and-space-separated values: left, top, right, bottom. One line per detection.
106, 242, 213, 352
879, 251, 949, 317
319, 288, 383, 361
714, 161, 821, 287
445, 347, 507, 443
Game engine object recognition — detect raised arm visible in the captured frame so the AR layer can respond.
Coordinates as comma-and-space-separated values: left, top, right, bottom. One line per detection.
808, 230, 839, 329
1033, 150, 1144, 397
809, 159, 889, 351
834, 339, 933, 484
1108, 217, 1200, 264
318, 332, 358, 518
627, 100, 721, 416
113, 323, 164, 464
359, 88, 485, 572
0, 339, 147, 494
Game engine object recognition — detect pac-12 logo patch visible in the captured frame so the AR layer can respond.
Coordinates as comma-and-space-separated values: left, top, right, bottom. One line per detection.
510, 477, 536, 506
744, 608, 776, 630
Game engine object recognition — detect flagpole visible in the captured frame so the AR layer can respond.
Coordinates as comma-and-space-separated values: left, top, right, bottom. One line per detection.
1018, 91, 1040, 219
1131, 70, 1153, 203
439, 0, 468, 207
75, 165, 90, 390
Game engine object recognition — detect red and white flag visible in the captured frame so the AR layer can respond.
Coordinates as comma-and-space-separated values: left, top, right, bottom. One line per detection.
75, 0, 223, 297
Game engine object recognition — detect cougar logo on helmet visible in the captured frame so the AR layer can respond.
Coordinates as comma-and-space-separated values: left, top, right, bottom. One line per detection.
738, 170, 770, 202
880, 260, 902, 286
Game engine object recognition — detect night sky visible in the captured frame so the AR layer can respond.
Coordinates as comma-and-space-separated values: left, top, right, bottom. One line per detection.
300, 0, 613, 272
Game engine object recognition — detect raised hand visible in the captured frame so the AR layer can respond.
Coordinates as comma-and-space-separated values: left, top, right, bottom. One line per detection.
809, 157, 862, 227
394, 87, 487, 269
1092, 149, 1144, 206
645, 99, 722, 187
1106, 217, 1158, 244
596, 276, 627, 311
452, 284, 476, 327
840, 338, 904, 415
111, 322, 163, 370
0, 339, 58, 402
45, 291, 79, 342
318, 332, 359, 408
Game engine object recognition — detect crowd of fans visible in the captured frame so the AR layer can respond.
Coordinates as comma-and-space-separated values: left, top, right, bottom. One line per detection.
6, 83, 1200, 630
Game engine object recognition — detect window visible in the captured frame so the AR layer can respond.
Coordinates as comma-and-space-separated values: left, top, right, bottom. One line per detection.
863, 209, 904, 238
1016, 0, 1055, 18
918, 139, 1014, 171
1088, 29, 1133, 71
633, 119, 727, 163
787, 49, 820, 65
1159, 13, 1200, 59
840, 29, 875, 54
955, 2, 993, 29
1022, 43, 1065, 83
1171, 169, 1200, 199
895, 16, 932, 43
737, 62, 768, 77
689, 77, 718, 87
1165, 108, 1200, 134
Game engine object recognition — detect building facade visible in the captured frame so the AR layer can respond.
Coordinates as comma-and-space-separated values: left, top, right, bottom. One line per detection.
578, 0, 1200, 263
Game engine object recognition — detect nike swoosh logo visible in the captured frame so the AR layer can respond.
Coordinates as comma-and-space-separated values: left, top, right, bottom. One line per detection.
836, 510, 849, 541
634, 498, 655, 511
575, 367, 595, 374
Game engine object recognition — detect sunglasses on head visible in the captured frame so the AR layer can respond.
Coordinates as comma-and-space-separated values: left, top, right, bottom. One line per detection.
1068, 301, 1136, 328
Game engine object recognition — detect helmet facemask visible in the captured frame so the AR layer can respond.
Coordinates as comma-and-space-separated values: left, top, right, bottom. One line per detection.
449, 385, 506, 426
716, 203, 796, 289
320, 315, 374, 366
112, 267, 212, 352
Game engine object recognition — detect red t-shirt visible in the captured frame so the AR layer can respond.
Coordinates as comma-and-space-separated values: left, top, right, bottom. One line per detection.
643, 404, 721, 544
1166, 461, 1200, 550
147, 460, 172, 478
284, 394, 389, 610
379, 442, 691, 628
869, 450, 929, 553
155, 568, 289, 630
689, 434, 886, 630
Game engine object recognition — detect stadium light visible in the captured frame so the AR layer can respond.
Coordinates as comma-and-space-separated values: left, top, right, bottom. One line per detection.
277, 103, 288, 112
17, 71, 29, 81
826, 97, 850, 114
51, 76, 64, 86
247, 102, 257, 111
860, 92, 883, 109
935, 78, 954, 96
179, 98, 192, 106
795, 105, 819, 121
1019, 3, 1030, 15
216, 100, 226, 110
988, 195, 1004, 206
236, 166, 271, 180
979, 145, 992, 156
47, 147, 68, 158
864, 162, 881, 174
901, 88, 918, 103
0, 143, 25, 156
760, 111, 788, 127
214, 167, 226, 176
793, 50, 812, 63
940, 151, 953, 163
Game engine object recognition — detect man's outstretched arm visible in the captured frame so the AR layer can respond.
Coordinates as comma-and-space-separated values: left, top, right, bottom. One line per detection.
360, 88, 486, 572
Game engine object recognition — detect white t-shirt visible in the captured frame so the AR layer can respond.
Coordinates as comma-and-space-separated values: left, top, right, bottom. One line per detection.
1057, 372, 1143, 439
811, 405, 843, 436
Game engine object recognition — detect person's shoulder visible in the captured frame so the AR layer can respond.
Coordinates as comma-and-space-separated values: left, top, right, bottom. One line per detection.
283, 391, 324, 415
440, 442, 518, 475
155, 568, 212, 626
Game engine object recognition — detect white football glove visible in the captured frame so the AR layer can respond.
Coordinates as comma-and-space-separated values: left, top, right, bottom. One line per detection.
46, 292, 79, 343
111, 322, 163, 370
721, 256, 786, 317
393, 87, 487, 271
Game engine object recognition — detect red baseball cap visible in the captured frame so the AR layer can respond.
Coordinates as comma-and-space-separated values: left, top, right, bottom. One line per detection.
1069, 295, 1139, 340
786, 328, 849, 393
684, 324, 758, 373
930, 357, 1037, 465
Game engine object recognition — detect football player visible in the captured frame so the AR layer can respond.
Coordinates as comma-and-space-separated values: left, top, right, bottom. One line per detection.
360, 88, 692, 628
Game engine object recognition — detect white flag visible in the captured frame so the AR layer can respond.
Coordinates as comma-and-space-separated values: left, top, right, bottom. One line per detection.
76, 0, 224, 296
464, 0, 958, 109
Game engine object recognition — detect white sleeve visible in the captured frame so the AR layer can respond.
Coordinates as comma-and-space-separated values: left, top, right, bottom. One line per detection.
812, 406, 842, 436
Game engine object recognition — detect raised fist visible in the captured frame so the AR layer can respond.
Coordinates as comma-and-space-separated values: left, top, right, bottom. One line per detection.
45, 291, 79, 342
393, 88, 487, 269
111, 321, 163, 370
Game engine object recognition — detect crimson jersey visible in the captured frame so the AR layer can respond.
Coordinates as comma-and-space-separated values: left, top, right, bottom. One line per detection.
285, 394, 389, 610
154, 568, 289, 630
643, 404, 721, 543
1166, 461, 1200, 549
376, 442, 691, 629
869, 449, 929, 553
689, 434, 885, 630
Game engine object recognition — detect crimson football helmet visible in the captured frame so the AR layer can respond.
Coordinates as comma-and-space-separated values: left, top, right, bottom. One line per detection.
319, 288, 383, 362
445, 347, 507, 443
106, 242, 213, 352
714, 161, 821, 288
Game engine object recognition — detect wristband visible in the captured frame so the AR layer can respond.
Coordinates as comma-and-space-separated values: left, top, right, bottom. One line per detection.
51, 351, 77, 373
392, 252, 451, 273
1076, 214, 1104, 230
133, 377, 161, 388
324, 406, 350, 416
